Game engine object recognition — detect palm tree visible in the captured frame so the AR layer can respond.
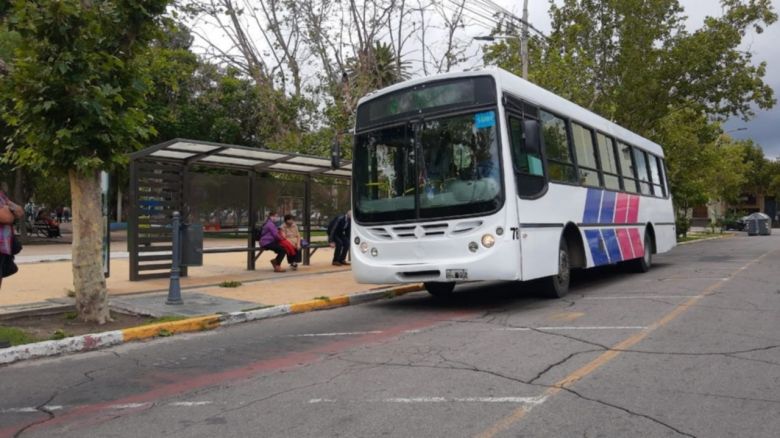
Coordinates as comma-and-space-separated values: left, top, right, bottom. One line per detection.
347, 41, 411, 93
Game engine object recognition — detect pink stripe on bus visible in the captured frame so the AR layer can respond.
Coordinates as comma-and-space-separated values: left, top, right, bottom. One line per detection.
627, 195, 640, 223
616, 228, 634, 259
627, 228, 644, 257
614, 193, 629, 224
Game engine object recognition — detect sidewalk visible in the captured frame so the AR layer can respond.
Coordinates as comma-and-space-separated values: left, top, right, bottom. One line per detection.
1, 243, 392, 316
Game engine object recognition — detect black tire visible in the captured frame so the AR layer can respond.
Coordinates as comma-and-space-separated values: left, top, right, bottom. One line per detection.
424, 282, 455, 297
541, 239, 570, 299
627, 229, 653, 273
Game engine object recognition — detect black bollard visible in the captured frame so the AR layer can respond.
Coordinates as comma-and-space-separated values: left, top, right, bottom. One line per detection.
166, 211, 184, 305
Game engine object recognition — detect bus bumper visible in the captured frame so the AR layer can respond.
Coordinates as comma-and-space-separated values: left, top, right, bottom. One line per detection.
350, 237, 522, 284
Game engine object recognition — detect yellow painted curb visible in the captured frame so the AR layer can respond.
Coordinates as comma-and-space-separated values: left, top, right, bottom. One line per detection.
121, 315, 221, 342
387, 284, 424, 296
289, 295, 350, 314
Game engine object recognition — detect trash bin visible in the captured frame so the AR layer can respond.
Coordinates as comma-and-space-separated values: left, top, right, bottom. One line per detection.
181, 223, 204, 266
745, 212, 772, 236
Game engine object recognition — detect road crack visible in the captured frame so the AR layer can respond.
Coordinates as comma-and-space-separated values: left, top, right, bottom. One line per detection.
13, 392, 58, 438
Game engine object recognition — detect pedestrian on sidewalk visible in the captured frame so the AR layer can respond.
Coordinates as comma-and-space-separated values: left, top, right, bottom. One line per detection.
281, 214, 302, 270
259, 211, 287, 273
0, 183, 24, 290
328, 210, 351, 266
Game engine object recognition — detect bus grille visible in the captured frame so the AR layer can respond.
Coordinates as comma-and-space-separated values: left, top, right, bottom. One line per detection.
365, 220, 483, 240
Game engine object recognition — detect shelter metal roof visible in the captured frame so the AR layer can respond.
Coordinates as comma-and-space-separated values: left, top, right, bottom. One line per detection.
130, 138, 352, 178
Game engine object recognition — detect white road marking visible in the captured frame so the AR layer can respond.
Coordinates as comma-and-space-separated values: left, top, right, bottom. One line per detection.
287, 331, 383, 337
308, 396, 548, 404
500, 326, 647, 331
1, 401, 214, 415
108, 403, 150, 410
169, 401, 213, 407
0, 406, 64, 414
583, 295, 698, 300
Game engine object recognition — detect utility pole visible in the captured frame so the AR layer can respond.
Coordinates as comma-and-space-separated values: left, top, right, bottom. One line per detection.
521, 0, 529, 79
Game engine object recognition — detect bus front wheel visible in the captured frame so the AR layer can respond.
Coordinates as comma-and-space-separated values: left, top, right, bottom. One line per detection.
424, 282, 455, 297
541, 240, 570, 299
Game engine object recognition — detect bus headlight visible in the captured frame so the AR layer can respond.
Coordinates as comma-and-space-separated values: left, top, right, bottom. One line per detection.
370, 247, 379, 257
360, 242, 369, 253
481, 234, 496, 248
468, 242, 479, 252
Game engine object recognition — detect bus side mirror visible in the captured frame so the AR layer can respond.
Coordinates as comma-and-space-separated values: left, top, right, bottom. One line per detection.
523, 120, 542, 155
331, 138, 341, 169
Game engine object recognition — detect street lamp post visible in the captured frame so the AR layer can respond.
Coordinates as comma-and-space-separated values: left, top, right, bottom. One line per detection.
521, 0, 529, 79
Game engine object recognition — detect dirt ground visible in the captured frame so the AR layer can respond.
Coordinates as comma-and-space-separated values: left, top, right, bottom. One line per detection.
1, 311, 161, 343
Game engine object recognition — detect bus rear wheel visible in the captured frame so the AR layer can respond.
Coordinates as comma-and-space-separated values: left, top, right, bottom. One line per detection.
627, 229, 653, 273
424, 282, 455, 297
541, 240, 570, 299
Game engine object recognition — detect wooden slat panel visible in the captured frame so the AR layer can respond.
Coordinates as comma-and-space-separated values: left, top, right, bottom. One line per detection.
138, 172, 182, 181
137, 263, 172, 271
135, 272, 172, 280
138, 237, 172, 244
137, 245, 173, 252
138, 254, 173, 262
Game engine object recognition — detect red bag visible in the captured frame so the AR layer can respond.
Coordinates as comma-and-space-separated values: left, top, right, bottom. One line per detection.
279, 238, 297, 257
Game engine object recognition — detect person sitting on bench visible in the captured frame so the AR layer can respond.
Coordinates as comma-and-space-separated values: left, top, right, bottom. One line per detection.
258, 211, 286, 273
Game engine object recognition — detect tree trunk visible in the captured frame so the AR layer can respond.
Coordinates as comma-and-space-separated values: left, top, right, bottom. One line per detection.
69, 170, 111, 324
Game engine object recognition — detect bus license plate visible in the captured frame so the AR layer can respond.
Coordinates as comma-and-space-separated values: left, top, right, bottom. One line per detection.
446, 269, 468, 280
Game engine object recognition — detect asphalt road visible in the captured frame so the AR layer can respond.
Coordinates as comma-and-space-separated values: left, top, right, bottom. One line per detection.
1, 234, 779, 438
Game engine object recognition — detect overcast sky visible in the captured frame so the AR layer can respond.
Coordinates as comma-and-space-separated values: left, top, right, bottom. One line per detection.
492, 0, 780, 158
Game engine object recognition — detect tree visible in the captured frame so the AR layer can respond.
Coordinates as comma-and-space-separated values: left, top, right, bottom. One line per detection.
1, 0, 171, 323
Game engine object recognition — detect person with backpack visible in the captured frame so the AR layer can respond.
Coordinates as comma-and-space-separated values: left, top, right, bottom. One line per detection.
258, 211, 287, 273
328, 210, 351, 266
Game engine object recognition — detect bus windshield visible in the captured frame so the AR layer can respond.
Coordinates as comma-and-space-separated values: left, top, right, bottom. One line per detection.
354, 110, 502, 223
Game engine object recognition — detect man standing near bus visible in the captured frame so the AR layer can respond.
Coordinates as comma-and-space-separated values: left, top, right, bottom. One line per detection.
328, 210, 351, 266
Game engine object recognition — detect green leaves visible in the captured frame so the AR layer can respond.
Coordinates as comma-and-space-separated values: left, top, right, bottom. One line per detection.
0, 0, 172, 176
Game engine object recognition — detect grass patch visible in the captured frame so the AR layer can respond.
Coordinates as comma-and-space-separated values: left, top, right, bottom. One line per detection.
143, 315, 188, 325
219, 280, 243, 288
0, 326, 38, 346
677, 231, 723, 243
64, 311, 78, 320
157, 328, 173, 337
66, 289, 76, 298
313, 296, 331, 302
50, 329, 71, 340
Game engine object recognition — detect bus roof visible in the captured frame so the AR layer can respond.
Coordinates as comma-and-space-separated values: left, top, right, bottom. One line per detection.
357, 68, 664, 157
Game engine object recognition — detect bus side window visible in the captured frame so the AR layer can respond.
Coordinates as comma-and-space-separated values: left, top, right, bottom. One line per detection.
540, 110, 577, 184
648, 153, 664, 197
633, 148, 653, 196
508, 116, 546, 197
572, 123, 600, 187
617, 142, 639, 193
596, 133, 621, 191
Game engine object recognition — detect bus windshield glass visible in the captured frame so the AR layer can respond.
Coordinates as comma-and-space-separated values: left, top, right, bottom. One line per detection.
354, 110, 502, 223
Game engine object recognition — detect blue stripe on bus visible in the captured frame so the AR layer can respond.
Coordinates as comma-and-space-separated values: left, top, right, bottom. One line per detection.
585, 230, 610, 266
599, 190, 616, 224
601, 229, 623, 262
583, 188, 602, 223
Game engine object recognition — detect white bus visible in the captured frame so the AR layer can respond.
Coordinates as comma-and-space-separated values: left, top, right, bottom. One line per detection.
349, 68, 676, 298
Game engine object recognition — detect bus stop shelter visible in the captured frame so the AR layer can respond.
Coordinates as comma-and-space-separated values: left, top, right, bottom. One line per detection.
128, 139, 351, 281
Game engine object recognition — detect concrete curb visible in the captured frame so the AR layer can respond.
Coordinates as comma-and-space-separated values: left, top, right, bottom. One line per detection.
0, 283, 425, 366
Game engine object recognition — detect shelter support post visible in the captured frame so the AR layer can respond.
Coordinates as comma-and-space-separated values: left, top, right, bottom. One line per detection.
303, 175, 312, 266
128, 160, 139, 281
247, 171, 257, 270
